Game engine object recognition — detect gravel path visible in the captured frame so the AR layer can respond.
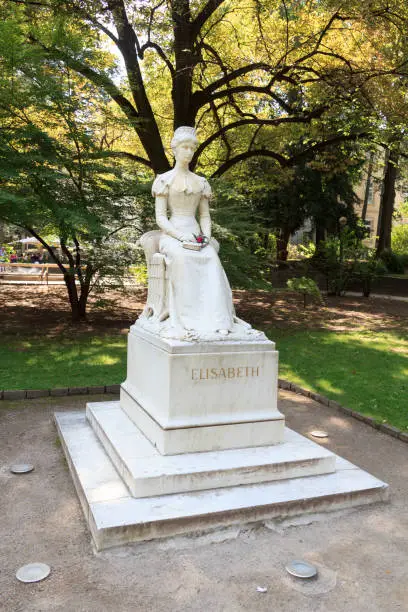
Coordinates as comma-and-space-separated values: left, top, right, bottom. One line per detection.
1, 391, 407, 611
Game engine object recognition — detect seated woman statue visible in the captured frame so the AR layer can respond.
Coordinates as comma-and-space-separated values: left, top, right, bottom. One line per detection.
138, 126, 259, 341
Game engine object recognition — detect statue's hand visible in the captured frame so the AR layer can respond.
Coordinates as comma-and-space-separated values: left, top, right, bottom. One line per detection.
179, 233, 196, 243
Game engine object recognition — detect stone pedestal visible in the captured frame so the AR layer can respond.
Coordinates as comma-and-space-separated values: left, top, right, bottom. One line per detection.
120, 326, 284, 454
55, 325, 389, 550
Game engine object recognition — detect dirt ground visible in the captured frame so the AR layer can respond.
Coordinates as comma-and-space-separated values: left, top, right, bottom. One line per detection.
0, 390, 407, 612
1, 284, 407, 339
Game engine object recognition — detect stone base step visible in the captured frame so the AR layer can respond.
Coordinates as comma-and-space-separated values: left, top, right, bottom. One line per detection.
86, 401, 336, 498
55, 412, 389, 551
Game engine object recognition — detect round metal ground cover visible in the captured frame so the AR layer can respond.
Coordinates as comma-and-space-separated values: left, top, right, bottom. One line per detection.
10, 464, 34, 474
309, 430, 328, 439
285, 560, 318, 579
16, 563, 50, 583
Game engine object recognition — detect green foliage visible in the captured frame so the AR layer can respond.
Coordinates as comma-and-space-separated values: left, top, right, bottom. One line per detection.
287, 242, 316, 260
233, 144, 364, 260
379, 248, 407, 274
270, 329, 408, 431
287, 276, 322, 307
0, 244, 14, 262
0, 335, 127, 390
129, 263, 148, 286
210, 179, 272, 289
391, 224, 408, 256
351, 251, 386, 297
0, 23, 155, 318
313, 224, 371, 295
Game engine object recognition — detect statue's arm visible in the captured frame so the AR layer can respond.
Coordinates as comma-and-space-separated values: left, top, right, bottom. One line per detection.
198, 197, 211, 239
155, 196, 183, 240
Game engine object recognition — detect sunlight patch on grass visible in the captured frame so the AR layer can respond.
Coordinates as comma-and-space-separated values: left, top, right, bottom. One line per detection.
90, 354, 121, 366
270, 328, 408, 431
316, 379, 343, 394
0, 335, 127, 390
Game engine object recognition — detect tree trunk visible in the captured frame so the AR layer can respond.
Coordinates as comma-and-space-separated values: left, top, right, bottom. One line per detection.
108, 0, 170, 173
276, 227, 291, 261
172, 1, 197, 128
376, 147, 399, 256
77, 267, 94, 320
64, 272, 86, 322
314, 220, 326, 249
361, 151, 374, 221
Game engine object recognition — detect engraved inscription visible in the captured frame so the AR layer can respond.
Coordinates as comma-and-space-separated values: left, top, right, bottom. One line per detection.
191, 366, 260, 380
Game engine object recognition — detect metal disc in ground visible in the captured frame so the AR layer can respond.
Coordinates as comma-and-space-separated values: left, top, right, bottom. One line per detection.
10, 464, 34, 474
16, 563, 50, 583
285, 560, 318, 579
309, 430, 328, 439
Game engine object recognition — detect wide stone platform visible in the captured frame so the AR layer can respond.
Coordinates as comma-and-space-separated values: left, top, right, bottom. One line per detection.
86, 401, 336, 497
55, 410, 389, 551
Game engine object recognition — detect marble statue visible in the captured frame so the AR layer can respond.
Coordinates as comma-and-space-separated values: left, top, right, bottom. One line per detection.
137, 126, 263, 341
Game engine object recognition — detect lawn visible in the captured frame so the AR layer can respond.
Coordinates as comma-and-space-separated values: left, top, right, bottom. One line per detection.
0, 335, 127, 390
1, 284, 407, 431
270, 328, 408, 431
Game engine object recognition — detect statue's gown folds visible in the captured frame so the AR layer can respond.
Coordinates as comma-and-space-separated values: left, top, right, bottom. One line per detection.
152, 171, 234, 334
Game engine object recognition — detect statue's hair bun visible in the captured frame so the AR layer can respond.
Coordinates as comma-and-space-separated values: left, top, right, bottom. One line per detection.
171, 126, 198, 149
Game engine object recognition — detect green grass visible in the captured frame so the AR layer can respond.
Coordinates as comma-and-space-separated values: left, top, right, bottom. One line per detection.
267, 328, 408, 431
2, 326, 408, 432
0, 335, 127, 390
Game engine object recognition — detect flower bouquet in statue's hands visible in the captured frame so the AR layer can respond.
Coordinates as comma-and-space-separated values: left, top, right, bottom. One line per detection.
182, 233, 209, 251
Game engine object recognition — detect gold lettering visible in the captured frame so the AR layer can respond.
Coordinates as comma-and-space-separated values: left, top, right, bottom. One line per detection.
192, 365, 260, 380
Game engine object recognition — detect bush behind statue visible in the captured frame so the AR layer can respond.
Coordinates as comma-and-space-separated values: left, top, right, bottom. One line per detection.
286, 276, 323, 308
311, 226, 385, 297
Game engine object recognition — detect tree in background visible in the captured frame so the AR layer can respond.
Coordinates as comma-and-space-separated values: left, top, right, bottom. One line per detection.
0, 26, 153, 320
2, 0, 408, 307
2, 0, 407, 176
229, 141, 363, 260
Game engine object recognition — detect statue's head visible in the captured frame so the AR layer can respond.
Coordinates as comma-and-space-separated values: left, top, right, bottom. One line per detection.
171, 126, 199, 162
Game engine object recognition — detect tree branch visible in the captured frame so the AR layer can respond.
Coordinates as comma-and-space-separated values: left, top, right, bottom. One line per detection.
83, 150, 153, 168
25, 227, 66, 274
212, 131, 369, 178
191, 0, 226, 40
139, 41, 175, 76
194, 62, 272, 101
287, 132, 369, 165
193, 110, 327, 164
29, 36, 140, 127
212, 150, 287, 177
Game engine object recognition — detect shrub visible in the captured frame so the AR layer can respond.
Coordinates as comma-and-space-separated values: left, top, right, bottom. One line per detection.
287, 242, 316, 260
287, 276, 323, 308
379, 249, 406, 274
391, 224, 408, 256
352, 252, 386, 297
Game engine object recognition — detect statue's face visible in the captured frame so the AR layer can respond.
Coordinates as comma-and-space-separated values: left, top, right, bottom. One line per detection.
174, 139, 197, 164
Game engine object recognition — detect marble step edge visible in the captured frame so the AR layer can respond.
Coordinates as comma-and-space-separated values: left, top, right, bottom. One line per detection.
93, 483, 388, 551
54, 412, 389, 551
86, 402, 337, 498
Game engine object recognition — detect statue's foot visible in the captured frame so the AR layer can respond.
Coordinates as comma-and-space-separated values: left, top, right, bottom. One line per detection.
218, 329, 229, 336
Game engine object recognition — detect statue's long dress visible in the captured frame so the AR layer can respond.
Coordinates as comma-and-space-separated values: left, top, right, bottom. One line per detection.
152, 171, 234, 334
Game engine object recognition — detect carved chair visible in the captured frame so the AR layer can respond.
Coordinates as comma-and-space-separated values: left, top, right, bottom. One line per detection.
139, 230, 220, 323
139, 230, 169, 322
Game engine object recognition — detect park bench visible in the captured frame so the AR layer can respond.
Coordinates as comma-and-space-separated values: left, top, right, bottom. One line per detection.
0, 263, 46, 283
0, 263, 66, 284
